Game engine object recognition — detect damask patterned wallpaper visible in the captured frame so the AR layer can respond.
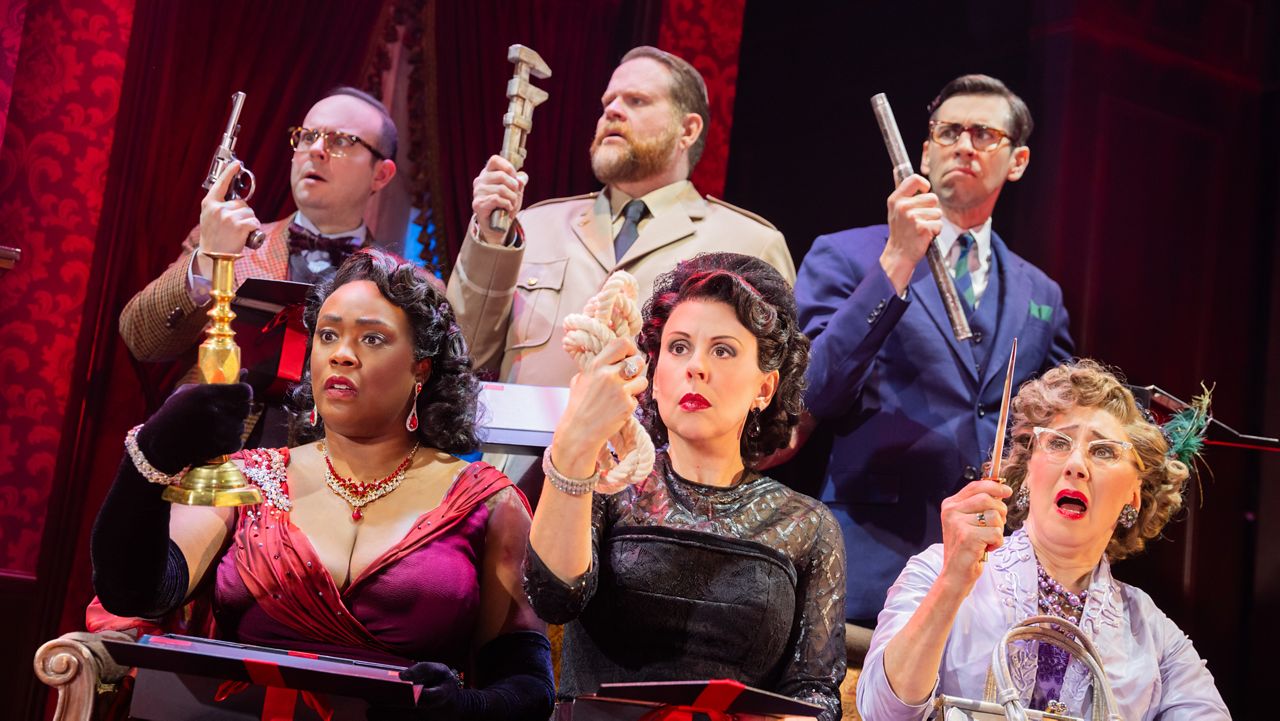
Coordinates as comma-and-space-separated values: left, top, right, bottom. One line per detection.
658, 0, 745, 200
0, 0, 135, 573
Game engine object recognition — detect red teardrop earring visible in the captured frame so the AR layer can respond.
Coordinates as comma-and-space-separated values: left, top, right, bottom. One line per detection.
405, 381, 423, 432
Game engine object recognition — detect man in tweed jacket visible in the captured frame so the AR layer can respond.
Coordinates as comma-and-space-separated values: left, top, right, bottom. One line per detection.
120, 87, 398, 364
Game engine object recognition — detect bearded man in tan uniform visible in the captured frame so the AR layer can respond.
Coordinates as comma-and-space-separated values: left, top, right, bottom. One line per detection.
447, 46, 794, 389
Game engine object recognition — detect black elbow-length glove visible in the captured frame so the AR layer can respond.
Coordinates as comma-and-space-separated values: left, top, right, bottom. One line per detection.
91, 383, 252, 618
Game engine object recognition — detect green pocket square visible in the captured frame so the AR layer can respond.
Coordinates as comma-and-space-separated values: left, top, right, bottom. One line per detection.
1029, 300, 1053, 322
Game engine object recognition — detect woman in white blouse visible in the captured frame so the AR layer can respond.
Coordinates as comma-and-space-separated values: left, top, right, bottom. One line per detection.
858, 360, 1229, 720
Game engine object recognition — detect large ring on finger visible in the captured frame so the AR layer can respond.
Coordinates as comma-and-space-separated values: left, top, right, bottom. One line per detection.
976, 511, 987, 527
620, 358, 640, 380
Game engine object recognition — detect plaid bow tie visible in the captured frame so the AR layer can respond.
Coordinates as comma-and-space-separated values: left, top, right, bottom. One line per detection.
287, 223, 359, 261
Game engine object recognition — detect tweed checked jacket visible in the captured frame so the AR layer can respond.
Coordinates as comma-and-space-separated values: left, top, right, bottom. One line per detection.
446, 183, 796, 387
120, 219, 296, 363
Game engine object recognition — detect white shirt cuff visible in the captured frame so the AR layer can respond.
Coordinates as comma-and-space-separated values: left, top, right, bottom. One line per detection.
186, 251, 212, 306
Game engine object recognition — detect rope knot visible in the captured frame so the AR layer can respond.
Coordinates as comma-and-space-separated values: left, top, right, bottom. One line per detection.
561, 271, 655, 493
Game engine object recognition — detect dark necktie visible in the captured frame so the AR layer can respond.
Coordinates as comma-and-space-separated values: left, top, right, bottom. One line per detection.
951, 231, 978, 311
613, 199, 648, 262
287, 223, 358, 284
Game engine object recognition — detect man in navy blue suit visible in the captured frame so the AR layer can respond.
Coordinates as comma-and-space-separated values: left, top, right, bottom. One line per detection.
796, 74, 1074, 626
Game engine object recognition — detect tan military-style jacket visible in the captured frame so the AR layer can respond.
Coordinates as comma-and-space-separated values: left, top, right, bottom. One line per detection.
447, 181, 795, 387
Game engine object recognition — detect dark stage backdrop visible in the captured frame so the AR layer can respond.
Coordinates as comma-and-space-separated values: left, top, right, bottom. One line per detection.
727, 0, 1279, 715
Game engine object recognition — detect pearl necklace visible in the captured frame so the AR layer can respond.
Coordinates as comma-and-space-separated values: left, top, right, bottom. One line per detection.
322, 441, 420, 521
1034, 564, 1088, 716
1036, 563, 1087, 624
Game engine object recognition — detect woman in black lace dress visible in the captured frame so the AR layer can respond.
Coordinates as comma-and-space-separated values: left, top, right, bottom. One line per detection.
523, 253, 846, 720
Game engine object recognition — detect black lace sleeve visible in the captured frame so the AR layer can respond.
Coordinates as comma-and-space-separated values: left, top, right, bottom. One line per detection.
773, 504, 847, 721
521, 492, 608, 624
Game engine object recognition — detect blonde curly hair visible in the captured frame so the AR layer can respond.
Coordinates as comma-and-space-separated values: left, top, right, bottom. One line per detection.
1002, 359, 1189, 560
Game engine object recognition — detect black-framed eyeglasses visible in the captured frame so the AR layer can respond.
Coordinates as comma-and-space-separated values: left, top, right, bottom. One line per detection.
1031, 426, 1145, 471
289, 126, 386, 160
928, 121, 1015, 151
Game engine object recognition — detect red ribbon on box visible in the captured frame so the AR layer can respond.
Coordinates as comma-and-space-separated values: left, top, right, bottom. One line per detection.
633, 680, 745, 721
692, 679, 746, 711
245, 658, 288, 687
262, 304, 308, 398
214, 661, 335, 721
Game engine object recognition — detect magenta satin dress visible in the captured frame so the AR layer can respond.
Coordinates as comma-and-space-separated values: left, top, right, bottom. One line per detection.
210, 448, 519, 667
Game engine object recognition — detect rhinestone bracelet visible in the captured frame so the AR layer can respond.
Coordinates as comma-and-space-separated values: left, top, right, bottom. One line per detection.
542, 447, 598, 496
125, 424, 189, 485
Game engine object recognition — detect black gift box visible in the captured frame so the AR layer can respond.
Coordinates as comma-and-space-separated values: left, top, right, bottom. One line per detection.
230, 278, 313, 402
103, 634, 418, 720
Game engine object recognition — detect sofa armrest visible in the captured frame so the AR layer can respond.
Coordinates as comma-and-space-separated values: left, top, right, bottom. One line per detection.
34, 631, 134, 721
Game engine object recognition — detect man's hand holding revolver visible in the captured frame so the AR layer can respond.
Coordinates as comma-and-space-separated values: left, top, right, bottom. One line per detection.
195, 160, 262, 280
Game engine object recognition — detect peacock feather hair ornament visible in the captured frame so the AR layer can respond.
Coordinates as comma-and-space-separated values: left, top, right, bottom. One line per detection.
1161, 383, 1213, 468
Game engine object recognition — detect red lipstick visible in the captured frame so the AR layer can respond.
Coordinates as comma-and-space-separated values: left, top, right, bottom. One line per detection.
678, 393, 710, 411
1054, 489, 1088, 520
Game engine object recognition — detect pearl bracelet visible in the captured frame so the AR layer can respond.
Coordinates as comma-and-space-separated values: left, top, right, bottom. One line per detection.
542, 447, 598, 496
125, 424, 189, 485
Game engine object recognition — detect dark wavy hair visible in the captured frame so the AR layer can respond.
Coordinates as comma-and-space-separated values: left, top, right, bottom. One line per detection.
289, 248, 481, 454
637, 252, 809, 469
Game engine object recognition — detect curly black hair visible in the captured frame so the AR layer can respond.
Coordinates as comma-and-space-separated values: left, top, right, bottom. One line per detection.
288, 248, 481, 454
636, 252, 809, 469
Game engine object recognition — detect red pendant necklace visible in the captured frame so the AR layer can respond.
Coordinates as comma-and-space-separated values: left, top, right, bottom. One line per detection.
322, 441, 420, 521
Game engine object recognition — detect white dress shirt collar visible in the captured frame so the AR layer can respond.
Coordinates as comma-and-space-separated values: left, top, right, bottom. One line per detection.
935, 216, 993, 261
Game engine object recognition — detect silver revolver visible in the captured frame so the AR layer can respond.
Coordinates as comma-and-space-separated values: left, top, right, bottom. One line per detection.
203, 91, 265, 249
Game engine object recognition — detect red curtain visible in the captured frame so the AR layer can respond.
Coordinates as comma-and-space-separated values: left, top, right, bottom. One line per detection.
658, 0, 746, 199
0, 0, 26, 141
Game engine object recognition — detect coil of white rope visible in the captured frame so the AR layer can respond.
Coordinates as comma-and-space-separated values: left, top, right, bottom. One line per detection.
561, 271, 655, 493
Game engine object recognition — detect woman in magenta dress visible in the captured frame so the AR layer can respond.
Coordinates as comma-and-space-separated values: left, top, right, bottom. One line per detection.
91, 249, 554, 719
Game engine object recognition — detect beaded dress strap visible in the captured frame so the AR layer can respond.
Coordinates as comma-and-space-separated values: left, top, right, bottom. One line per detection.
238, 447, 292, 512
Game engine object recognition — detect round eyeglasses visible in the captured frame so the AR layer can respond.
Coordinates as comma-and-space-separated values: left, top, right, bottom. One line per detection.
289, 127, 386, 160
928, 121, 1014, 151
1031, 426, 1145, 471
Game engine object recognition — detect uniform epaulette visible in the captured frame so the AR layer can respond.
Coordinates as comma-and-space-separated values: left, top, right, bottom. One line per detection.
705, 195, 778, 230
525, 191, 599, 210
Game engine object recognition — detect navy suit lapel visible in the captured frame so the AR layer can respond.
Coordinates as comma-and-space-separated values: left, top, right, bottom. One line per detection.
981, 233, 1031, 392
908, 252, 978, 382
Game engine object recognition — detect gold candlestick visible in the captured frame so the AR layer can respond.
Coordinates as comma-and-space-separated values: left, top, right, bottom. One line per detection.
162, 251, 262, 507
